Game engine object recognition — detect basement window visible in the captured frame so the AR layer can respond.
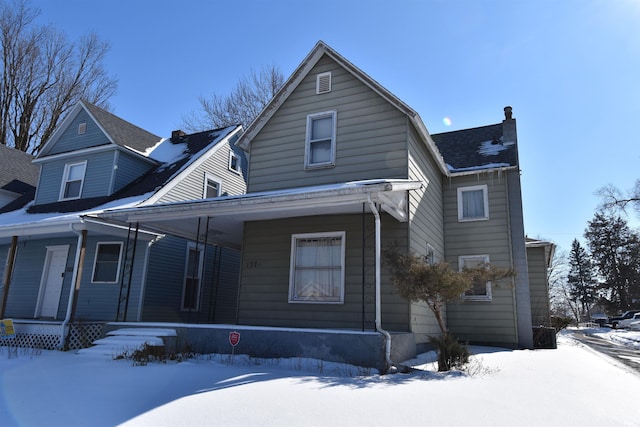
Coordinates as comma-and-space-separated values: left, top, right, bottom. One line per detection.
289, 232, 345, 304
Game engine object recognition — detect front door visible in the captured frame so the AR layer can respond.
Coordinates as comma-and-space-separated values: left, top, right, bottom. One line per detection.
36, 245, 70, 318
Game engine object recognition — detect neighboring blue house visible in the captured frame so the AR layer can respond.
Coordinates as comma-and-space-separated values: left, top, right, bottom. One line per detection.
0, 101, 246, 349
0, 144, 39, 212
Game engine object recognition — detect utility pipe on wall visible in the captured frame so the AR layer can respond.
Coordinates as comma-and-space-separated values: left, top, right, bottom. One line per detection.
367, 194, 395, 370
60, 223, 86, 350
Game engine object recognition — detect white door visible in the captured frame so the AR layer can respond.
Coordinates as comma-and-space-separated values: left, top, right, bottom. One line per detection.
36, 245, 70, 318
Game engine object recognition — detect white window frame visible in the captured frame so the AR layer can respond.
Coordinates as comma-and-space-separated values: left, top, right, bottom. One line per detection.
59, 161, 87, 201
304, 110, 337, 169
203, 173, 222, 198
181, 243, 203, 311
459, 254, 492, 301
457, 184, 489, 221
91, 242, 123, 284
228, 151, 241, 175
289, 231, 346, 304
316, 72, 332, 94
425, 243, 436, 265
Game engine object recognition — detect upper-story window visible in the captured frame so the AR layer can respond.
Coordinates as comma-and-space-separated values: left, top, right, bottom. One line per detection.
59, 161, 87, 201
203, 173, 221, 198
78, 123, 87, 135
228, 151, 241, 175
457, 184, 489, 221
305, 111, 336, 169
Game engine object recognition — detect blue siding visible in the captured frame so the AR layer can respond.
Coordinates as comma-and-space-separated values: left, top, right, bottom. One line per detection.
114, 151, 153, 193
48, 110, 110, 155
35, 151, 117, 204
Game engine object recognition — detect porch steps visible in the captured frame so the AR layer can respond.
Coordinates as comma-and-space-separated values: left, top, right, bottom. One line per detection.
77, 328, 177, 358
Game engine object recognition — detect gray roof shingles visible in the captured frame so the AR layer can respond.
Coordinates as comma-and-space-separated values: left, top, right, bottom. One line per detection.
431, 123, 517, 173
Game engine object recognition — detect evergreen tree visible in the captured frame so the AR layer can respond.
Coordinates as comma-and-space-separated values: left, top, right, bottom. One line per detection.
584, 212, 640, 311
566, 239, 597, 319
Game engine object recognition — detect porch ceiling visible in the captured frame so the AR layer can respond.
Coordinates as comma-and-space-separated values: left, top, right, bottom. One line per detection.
96, 180, 425, 250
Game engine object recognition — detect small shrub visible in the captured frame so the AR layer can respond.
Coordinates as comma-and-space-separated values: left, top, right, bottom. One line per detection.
550, 315, 572, 332
429, 332, 470, 372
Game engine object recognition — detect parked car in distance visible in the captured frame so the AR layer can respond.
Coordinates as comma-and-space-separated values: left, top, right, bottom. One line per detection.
630, 321, 640, 331
590, 314, 608, 327
608, 310, 640, 328
617, 312, 640, 329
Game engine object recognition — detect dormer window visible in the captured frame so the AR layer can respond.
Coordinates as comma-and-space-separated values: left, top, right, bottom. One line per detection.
78, 123, 86, 135
305, 111, 336, 169
228, 151, 241, 174
60, 161, 86, 200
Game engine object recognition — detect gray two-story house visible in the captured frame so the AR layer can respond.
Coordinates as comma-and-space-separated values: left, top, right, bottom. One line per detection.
0, 100, 247, 349
101, 41, 552, 371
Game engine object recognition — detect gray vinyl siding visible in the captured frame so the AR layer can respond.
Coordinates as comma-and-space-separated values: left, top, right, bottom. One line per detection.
35, 151, 117, 204
238, 214, 410, 332
247, 55, 408, 193
3, 237, 76, 320
113, 151, 154, 193
407, 123, 445, 340
443, 172, 518, 346
142, 236, 241, 324
47, 110, 111, 155
527, 246, 551, 326
156, 141, 247, 204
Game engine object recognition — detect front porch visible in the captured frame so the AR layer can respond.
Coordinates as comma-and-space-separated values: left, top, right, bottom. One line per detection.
0, 319, 104, 350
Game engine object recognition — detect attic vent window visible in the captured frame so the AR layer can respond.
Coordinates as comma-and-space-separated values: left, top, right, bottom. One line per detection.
78, 123, 86, 135
316, 72, 332, 94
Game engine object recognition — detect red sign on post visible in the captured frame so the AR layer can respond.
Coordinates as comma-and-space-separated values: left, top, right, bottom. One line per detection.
229, 331, 240, 347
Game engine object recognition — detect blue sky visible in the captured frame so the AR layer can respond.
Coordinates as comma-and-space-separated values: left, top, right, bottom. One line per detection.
29, 0, 640, 253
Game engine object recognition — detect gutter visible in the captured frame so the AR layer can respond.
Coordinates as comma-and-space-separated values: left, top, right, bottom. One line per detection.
367, 194, 395, 372
59, 221, 85, 349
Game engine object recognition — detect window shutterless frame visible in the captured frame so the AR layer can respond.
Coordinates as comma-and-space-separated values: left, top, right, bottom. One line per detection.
459, 254, 492, 301
59, 161, 87, 201
304, 111, 337, 169
288, 231, 346, 304
91, 242, 123, 284
203, 173, 222, 198
457, 184, 489, 221
181, 243, 203, 311
228, 151, 241, 174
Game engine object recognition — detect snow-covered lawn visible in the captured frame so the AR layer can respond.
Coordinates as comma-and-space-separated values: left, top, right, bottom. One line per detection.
1, 330, 639, 427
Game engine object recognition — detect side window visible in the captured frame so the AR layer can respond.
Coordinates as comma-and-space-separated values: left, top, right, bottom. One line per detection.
228, 151, 241, 175
182, 245, 202, 311
459, 254, 491, 301
60, 161, 87, 201
203, 173, 222, 198
91, 242, 123, 283
289, 231, 345, 303
305, 111, 336, 169
457, 185, 489, 221
425, 243, 436, 265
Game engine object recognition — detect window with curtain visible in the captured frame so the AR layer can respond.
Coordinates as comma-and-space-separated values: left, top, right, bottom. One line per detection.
305, 111, 336, 168
289, 232, 345, 303
92, 242, 123, 283
459, 254, 492, 300
457, 185, 489, 221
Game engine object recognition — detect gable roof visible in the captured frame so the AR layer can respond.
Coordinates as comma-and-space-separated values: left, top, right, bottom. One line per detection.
431, 122, 518, 174
27, 126, 241, 215
0, 144, 40, 213
236, 40, 449, 175
37, 100, 161, 158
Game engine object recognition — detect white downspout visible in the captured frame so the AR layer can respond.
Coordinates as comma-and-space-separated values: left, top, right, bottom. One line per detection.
59, 222, 85, 349
367, 194, 395, 370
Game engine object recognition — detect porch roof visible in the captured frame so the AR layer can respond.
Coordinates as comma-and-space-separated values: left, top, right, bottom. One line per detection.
96, 179, 425, 250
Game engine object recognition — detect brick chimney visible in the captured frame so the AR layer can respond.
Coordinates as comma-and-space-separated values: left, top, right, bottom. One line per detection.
171, 130, 186, 141
502, 106, 517, 144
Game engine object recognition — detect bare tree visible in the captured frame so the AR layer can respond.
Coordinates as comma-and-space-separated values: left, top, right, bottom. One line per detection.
597, 181, 640, 215
0, 0, 117, 154
182, 64, 284, 131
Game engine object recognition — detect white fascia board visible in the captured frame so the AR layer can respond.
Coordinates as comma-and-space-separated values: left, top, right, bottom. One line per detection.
101, 180, 424, 223
33, 144, 158, 166
0, 216, 79, 238
142, 126, 243, 205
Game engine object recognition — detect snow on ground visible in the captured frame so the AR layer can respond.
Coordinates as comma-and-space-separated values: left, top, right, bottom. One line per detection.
1, 330, 639, 427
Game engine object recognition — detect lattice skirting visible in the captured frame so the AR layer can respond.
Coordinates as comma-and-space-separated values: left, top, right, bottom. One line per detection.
0, 322, 104, 350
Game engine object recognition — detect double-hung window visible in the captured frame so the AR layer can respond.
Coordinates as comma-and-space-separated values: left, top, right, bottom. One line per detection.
305, 111, 336, 169
228, 151, 241, 174
457, 185, 489, 221
182, 245, 202, 310
459, 255, 491, 300
91, 242, 123, 283
60, 161, 87, 200
203, 173, 221, 198
289, 232, 345, 303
